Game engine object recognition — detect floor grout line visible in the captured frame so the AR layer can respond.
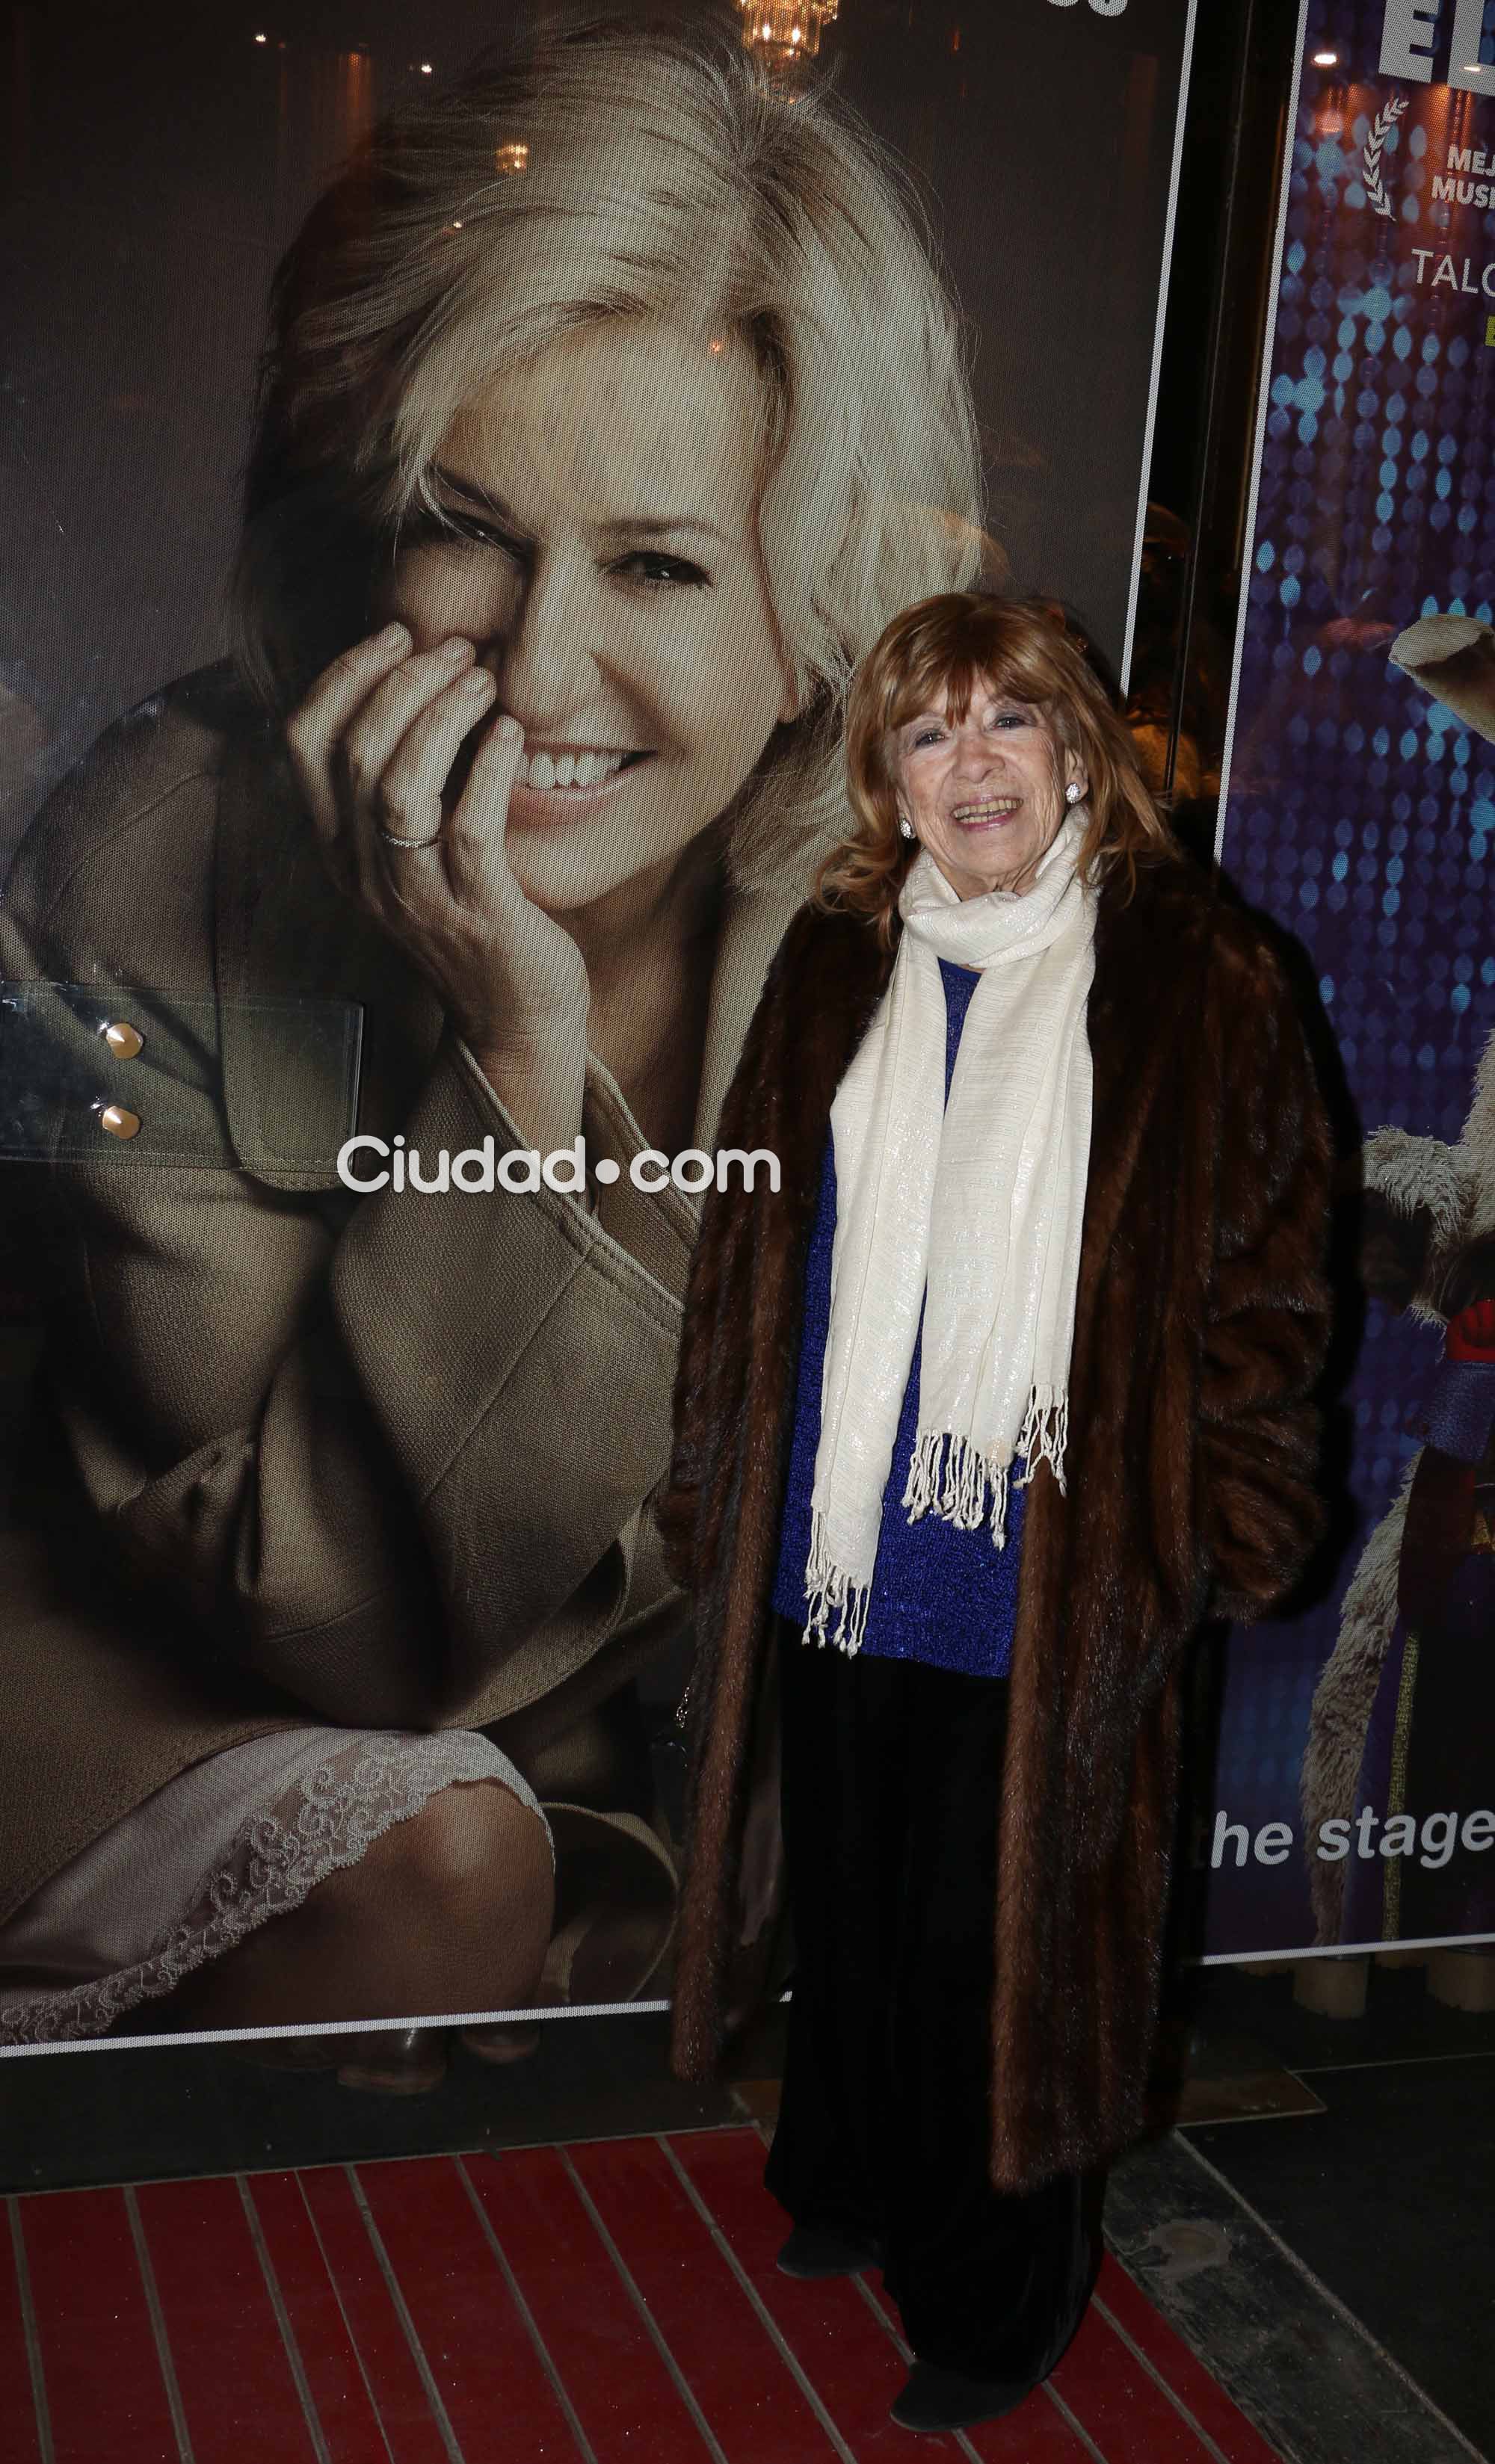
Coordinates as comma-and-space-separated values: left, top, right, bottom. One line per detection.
655, 2134, 857, 2464
1091, 2285, 1236, 2464
1175, 2134, 1488, 2463
345, 2164, 467, 2464
6, 2197, 55, 2464
1171, 2107, 1325, 2132
453, 2156, 598, 2464
1284, 2047, 1495, 2078
557, 2145, 728, 2464
122, 2185, 194, 2464
1044, 2378, 1112, 2464
293, 2173, 398, 2464
237, 2176, 332, 2464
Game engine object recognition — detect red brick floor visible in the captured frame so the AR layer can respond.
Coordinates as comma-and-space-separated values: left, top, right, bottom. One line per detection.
2, 2124, 1283, 2462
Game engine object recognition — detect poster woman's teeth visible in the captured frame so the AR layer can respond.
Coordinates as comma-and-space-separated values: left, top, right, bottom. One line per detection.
516, 747, 635, 791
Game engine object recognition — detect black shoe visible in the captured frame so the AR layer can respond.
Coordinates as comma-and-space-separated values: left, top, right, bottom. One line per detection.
889, 2359, 1032, 2434
776, 2224, 884, 2279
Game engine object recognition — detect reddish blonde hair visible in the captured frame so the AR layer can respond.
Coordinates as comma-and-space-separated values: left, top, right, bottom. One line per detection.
814, 592, 1175, 947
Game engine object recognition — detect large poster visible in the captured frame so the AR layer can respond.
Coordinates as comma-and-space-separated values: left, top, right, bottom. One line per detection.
1207, 0, 1495, 1959
0, 0, 1197, 2064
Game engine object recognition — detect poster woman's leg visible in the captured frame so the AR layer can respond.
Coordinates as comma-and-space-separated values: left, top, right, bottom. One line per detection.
138, 1776, 555, 2034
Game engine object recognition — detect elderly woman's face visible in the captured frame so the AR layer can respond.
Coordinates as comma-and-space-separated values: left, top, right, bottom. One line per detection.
378, 320, 797, 913
892, 679, 1084, 899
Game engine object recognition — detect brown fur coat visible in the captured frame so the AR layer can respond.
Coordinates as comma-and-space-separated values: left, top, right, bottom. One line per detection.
653, 849, 1335, 2193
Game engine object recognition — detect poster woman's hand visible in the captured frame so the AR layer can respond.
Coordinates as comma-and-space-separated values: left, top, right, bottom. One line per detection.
286, 623, 591, 1149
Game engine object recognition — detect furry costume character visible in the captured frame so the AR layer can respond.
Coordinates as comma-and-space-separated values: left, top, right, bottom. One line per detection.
1302, 614, 1495, 1945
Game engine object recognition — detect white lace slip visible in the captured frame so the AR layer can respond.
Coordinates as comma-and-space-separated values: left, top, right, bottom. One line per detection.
0, 1730, 550, 2046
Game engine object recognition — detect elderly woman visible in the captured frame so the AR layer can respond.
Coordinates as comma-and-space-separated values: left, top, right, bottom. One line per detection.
656, 591, 1335, 2434
0, 22, 986, 2083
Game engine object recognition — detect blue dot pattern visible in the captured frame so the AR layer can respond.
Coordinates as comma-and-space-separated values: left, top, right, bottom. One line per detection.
769, 956, 1026, 1676
1210, 0, 1495, 1949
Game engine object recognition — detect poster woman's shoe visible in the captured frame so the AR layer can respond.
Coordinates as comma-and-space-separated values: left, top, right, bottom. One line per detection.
776, 2225, 885, 2278
333, 2026, 449, 2093
889, 2360, 1034, 2434
457, 2022, 543, 2063
229, 2025, 451, 2093
537, 1804, 679, 2006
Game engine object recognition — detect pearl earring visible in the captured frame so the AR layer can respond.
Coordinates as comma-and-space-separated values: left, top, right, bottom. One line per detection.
1065, 782, 1083, 806
898, 815, 916, 839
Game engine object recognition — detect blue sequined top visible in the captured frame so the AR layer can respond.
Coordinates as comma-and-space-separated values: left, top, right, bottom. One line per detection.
768, 957, 1026, 1676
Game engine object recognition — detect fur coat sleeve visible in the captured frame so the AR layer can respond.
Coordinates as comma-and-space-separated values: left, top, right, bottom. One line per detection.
653, 931, 789, 1601
1196, 928, 1334, 1625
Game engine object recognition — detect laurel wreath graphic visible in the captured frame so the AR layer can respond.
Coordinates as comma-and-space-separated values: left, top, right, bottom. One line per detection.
1363, 93, 1408, 219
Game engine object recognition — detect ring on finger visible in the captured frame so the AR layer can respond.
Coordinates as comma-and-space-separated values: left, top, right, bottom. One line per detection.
376, 823, 443, 850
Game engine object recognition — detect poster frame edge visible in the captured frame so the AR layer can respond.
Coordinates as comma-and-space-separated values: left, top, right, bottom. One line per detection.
1194, 1929, 1495, 1967
1212, 0, 1313, 861
1119, 0, 1204, 697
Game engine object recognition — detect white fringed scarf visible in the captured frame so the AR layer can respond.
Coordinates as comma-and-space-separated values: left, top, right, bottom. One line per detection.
801, 809, 1097, 1654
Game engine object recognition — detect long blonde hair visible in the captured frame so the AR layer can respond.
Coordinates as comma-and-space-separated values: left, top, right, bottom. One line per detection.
229, 13, 987, 893
819, 593, 1176, 948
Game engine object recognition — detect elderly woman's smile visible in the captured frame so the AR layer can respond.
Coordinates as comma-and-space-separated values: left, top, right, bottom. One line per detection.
953, 792, 1020, 830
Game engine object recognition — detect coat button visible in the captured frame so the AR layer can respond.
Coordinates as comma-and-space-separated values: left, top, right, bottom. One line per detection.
98, 1103, 141, 1140
102, 1020, 144, 1058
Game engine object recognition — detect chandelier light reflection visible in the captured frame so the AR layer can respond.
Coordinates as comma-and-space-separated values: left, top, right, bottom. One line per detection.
738, 0, 839, 75
494, 141, 530, 175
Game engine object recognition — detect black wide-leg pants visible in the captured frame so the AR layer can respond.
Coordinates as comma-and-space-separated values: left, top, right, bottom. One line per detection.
762, 1611, 1097, 2382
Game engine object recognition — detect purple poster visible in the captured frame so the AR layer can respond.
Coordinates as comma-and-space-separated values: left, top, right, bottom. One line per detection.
1207, 0, 1495, 1957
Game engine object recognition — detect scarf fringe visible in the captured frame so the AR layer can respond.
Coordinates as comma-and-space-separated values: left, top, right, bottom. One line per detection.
900, 1385, 1071, 1548
901, 1427, 1011, 1546
801, 1506, 872, 1655
801, 1386, 1071, 1650
1015, 1386, 1070, 1493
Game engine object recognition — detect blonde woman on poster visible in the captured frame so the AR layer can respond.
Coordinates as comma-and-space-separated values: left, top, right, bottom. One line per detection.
0, 21, 986, 2085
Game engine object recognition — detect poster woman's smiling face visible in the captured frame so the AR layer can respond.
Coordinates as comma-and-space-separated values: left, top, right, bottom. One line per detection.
381, 319, 798, 912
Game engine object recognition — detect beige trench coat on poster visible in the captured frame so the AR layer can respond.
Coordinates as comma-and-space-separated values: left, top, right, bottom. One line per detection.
0, 666, 802, 1962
